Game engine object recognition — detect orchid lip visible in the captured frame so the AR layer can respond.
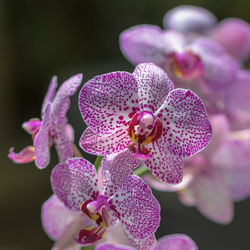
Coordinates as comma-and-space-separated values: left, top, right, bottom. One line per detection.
77, 197, 109, 246
128, 111, 163, 159
170, 51, 204, 81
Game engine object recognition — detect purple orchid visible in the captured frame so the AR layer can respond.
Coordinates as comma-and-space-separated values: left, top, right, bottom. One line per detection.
163, 5, 217, 34
79, 63, 212, 184
144, 114, 250, 224
8, 74, 82, 169
96, 234, 198, 250
210, 18, 250, 61
42, 194, 156, 250
120, 24, 238, 88
50, 150, 160, 247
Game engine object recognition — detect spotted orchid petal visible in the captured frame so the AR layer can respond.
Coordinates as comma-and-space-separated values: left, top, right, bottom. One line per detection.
52, 128, 74, 163
145, 140, 184, 184
133, 63, 174, 113
101, 150, 140, 197
8, 146, 35, 164
193, 171, 233, 224
111, 175, 160, 239
152, 234, 198, 250
52, 74, 82, 124
80, 127, 130, 155
34, 103, 51, 169
189, 38, 238, 87
163, 5, 217, 34
42, 76, 58, 116
79, 72, 138, 135
120, 25, 168, 67
156, 88, 212, 158
51, 158, 99, 211
211, 18, 250, 61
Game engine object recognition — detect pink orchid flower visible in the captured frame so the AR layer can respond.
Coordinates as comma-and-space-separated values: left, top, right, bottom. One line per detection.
79, 63, 212, 184
120, 24, 238, 89
50, 150, 160, 247
144, 114, 250, 224
42, 195, 156, 250
96, 234, 198, 250
163, 5, 250, 62
8, 74, 82, 169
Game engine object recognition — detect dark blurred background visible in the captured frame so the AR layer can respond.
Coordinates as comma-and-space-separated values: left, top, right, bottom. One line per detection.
1, 0, 250, 249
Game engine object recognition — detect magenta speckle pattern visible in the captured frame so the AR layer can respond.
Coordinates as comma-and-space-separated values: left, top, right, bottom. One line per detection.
80, 127, 130, 155
145, 140, 184, 184
42, 76, 58, 116
79, 63, 211, 184
133, 63, 174, 113
111, 175, 160, 239
52, 74, 83, 124
51, 158, 99, 211
51, 127, 73, 163
156, 88, 212, 157
102, 150, 140, 196
34, 103, 51, 168
79, 72, 139, 135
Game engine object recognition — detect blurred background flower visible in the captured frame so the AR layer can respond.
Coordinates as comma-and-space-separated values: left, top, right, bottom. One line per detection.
1, 0, 250, 249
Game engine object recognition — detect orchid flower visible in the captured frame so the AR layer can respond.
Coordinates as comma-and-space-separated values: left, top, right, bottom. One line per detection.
163, 5, 217, 34
119, 18, 239, 114
42, 195, 156, 250
8, 74, 82, 169
120, 24, 238, 87
163, 5, 250, 62
79, 63, 212, 184
50, 150, 161, 247
96, 234, 198, 250
144, 114, 250, 224
210, 18, 250, 61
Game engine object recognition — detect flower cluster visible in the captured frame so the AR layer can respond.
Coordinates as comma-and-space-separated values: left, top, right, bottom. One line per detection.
8, 4, 250, 250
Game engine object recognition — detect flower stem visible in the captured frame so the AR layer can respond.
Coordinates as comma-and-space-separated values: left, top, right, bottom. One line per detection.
134, 165, 150, 177
94, 156, 103, 170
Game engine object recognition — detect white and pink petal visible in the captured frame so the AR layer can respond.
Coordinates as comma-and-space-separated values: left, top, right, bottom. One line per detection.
110, 175, 160, 239
133, 63, 174, 113
34, 103, 51, 169
80, 127, 130, 155
52, 74, 82, 124
51, 158, 99, 211
156, 88, 212, 158
101, 149, 140, 196
79, 72, 139, 135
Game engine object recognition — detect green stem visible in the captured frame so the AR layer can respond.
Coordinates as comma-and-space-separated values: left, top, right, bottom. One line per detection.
133, 165, 150, 177
82, 246, 94, 250
94, 156, 103, 170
